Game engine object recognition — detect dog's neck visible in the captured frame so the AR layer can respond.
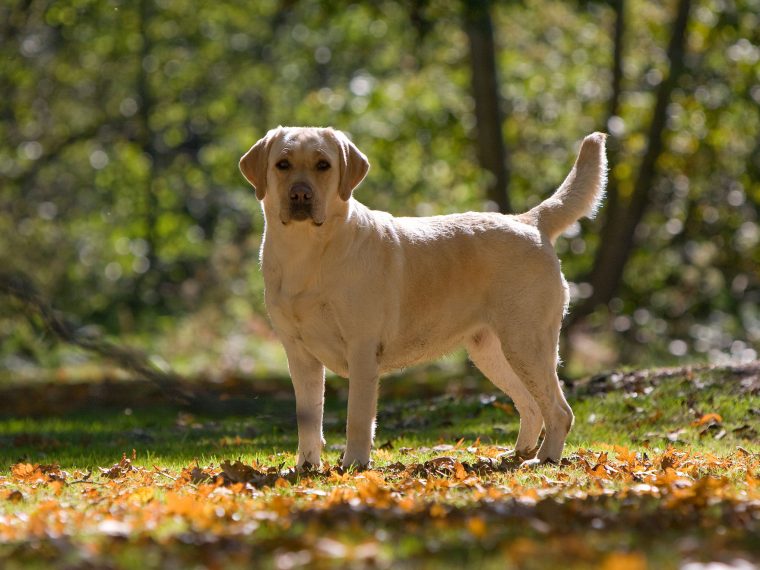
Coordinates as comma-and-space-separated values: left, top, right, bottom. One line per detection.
260, 198, 375, 275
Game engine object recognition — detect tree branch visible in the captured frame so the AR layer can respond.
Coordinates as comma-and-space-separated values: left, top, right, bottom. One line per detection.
0, 270, 197, 406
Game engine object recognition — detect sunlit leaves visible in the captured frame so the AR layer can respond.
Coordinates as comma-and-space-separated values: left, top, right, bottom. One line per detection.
2, 0, 758, 377
0, 444, 757, 566
1, 361, 759, 564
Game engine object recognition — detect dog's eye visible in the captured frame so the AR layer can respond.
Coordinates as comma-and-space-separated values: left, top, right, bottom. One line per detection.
316, 160, 330, 171
275, 159, 290, 170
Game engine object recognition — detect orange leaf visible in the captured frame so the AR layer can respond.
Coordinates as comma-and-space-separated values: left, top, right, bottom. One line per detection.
165, 492, 204, 517
466, 516, 487, 538
692, 413, 722, 426
274, 477, 290, 489
601, 551, 647, 570
588, 463, 610, 479
129, 487, 155, 504
614, 446, 638, 465
397, 496, 416, 512
11, 463, 41, 482
49, 480, 64, 496
268, 495, 294, 517
652, 467, 682, 488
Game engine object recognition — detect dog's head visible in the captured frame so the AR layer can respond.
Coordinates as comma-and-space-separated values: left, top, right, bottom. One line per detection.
239, 126, 370, 226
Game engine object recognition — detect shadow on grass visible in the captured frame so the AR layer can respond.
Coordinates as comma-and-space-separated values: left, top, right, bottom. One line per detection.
0, 399, 298, 469
2, 361, 758, 469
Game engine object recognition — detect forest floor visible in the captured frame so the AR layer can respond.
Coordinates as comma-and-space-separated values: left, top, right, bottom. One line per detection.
0, 361, 758, 569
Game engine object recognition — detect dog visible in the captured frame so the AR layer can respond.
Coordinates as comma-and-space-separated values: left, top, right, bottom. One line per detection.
239, 127, 607, 468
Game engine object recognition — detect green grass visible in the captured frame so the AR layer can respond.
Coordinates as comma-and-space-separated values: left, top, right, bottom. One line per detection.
4, 365, 756, 470
570, 367, 760, 454
0, 402, 298, 470
0, 363, 758, 569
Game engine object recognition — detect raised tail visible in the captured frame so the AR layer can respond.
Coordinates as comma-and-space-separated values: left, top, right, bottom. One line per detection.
526, 132, 608, 244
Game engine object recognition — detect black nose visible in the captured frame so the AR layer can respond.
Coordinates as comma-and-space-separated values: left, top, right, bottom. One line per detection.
289, 183, 313, 204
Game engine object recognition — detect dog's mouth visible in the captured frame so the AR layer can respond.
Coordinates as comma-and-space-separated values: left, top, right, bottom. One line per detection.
284, 206, 324, 226
290, 205, 312, 221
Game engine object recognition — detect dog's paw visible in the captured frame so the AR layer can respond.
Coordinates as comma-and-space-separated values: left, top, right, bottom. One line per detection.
519, 457, 558, 469
513, 446, 540, 461
340, 457, 373, 471
296, 460, 321, 472
341, 447, 373, 470
519, 458, 542, 469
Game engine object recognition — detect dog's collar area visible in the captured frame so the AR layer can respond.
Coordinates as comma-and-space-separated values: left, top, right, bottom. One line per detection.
280, 218, 324, 227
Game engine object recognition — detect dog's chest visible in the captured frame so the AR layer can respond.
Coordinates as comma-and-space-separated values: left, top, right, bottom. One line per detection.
266, 282, 349, 376
268, 290, 329, 334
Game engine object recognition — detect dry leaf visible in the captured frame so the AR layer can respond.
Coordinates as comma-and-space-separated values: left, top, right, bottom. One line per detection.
692, 413, 723, 427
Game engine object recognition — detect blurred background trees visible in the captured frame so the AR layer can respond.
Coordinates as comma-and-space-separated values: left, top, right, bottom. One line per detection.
1, 0, 758, 382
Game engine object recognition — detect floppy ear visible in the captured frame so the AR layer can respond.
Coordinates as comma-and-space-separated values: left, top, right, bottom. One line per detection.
239, 128, 280, 200
331, 130, 370, 201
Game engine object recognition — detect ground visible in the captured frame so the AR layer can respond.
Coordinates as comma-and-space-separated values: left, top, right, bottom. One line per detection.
0, 362, 758, 569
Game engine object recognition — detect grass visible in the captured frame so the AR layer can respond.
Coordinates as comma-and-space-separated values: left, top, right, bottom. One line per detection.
0, 362, 758, 569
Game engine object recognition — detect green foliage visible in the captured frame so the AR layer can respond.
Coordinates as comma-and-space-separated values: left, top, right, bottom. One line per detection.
0, 0, 758, 378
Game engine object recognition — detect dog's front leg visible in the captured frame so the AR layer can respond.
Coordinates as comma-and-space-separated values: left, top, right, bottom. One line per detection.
343, 343, 380, 468
283, 340, 326, 469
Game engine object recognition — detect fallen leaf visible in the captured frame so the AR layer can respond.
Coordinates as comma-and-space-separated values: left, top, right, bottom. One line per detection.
99, 455, 134, 479
692, 413, 722, 427
5, 490, 23, 503
466, 516, 487, 538
600, 551, 647, 570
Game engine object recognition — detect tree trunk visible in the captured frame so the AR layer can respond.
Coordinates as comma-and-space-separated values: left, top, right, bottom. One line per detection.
607, 0, 625, 127
138, 0, 159, 278
464, 0, 511, 213
566, 0, 692, 329
594, 0, 627, 270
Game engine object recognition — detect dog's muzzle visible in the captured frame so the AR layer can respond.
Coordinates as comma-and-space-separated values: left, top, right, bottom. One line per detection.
289, 182, 313, 221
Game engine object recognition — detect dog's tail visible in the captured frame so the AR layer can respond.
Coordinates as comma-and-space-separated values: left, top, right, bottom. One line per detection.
526, 132, 608, 245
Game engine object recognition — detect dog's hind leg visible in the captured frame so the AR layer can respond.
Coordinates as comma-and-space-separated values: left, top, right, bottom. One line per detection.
466, 328, 544, 458
495, 326, 574, 464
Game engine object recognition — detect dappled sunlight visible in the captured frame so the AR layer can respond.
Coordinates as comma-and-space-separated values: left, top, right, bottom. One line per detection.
1, 0, 759, 567
2, 0, 757, 379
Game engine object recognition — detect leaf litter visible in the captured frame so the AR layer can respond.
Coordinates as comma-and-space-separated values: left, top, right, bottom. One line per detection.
0, 443, 758, 568
1, 362, 759, 568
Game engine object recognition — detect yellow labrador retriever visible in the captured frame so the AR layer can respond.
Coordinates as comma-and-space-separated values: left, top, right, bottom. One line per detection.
239, 127, 607, 468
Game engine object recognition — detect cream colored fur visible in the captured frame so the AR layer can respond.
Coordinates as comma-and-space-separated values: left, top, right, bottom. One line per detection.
239, 127, 607, 468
